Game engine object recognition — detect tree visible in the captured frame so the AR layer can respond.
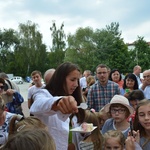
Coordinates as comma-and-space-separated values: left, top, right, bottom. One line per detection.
14, 20, 47, 76
65, 27, 95, 72
93, 22, 129, 73
65, 22, 130, 73
0, 29, 19, 72
0, 29, 19, 50
129, 36, 150, 71
48, 21, 66, 67
50, 21, 66, 52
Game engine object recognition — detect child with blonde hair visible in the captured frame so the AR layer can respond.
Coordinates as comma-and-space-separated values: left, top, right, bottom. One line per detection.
8, 116, 47, 137
103, 130, 125, 150
103, 130, 142, 150
1, 128, 56, 150
98, 108, 110, 129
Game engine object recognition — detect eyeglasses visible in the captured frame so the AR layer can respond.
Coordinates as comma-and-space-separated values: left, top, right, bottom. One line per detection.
143, 75, 150, 79
111, 109, 125, 114
0, 86, 4, 89
97, 72, 107, 75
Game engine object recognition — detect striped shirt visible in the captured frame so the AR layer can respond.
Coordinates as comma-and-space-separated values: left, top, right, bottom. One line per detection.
87, 80, 120, 111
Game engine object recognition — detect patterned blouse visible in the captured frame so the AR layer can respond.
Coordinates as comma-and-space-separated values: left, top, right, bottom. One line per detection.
0, 112, 15, 145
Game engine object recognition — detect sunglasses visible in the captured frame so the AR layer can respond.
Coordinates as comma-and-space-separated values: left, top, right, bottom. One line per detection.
0, 86, 4, 89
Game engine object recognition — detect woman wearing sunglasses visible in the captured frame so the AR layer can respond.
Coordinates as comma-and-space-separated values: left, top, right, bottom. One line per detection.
0, 78, 15, 146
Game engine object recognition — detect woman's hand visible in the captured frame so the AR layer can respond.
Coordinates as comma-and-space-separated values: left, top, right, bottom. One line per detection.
52, 96, 78, 114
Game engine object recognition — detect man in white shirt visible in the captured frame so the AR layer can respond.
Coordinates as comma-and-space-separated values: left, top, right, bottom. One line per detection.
133, 65, 142, 87
139, 69, 150, 99
80, 70, 91, 90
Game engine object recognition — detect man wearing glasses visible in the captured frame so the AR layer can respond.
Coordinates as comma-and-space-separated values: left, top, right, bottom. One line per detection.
139, 69, 150, 99
87, 64, 120, 111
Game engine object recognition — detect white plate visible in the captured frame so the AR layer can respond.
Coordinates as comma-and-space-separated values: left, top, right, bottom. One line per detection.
70, 126, 97, 133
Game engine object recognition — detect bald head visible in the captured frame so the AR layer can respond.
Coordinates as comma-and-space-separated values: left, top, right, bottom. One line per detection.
83, 70, 91, 78
44, 69, 55, 84
133, 65, 141, 76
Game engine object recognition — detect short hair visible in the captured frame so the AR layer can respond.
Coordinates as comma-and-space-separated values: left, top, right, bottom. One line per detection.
128, 90, 145, 101
96, 64, 108, 72
2, 128, 56, 150
44, 69, 55, 79
109, 69, 122, 81
133, 65, 141, 71
103, 130, 125, 149
31, 70, 42, 77
83, 70, 91, 76
0, 72, 9, 79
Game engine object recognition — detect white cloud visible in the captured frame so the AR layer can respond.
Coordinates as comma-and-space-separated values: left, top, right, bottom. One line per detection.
0, 0, 150, 47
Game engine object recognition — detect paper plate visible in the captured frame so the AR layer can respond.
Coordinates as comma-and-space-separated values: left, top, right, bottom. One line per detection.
70, 126, 97, 133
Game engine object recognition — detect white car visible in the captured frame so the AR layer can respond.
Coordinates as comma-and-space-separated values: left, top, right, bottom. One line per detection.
10, 76, 24, 84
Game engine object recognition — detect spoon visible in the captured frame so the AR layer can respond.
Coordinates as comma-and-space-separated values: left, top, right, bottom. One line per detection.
77, 103, 88, 109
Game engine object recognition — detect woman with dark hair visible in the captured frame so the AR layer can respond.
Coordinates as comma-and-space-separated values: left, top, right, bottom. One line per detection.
109, 69, 124, 88
120, 73, 138, 98
30, 62, 85, 150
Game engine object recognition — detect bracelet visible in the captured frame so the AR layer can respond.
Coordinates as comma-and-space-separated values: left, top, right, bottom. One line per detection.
55, 98, 62, 106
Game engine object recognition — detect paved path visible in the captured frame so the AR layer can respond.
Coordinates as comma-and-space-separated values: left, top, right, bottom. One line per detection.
18, 83, 30, 117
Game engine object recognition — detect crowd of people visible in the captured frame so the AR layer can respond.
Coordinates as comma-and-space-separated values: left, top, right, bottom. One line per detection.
0, 63, 150, 150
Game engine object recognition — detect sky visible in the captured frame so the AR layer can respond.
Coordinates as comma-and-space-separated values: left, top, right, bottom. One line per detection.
0, 0, 150, 48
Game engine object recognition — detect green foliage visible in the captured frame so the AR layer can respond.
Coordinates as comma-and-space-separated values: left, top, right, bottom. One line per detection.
130, 36, 150, 70
65, 27, 96, 72
0, 29, 19, 50
48, 21, 66, 67
0, 21, 150, 76
14, 20, 48, 76
65, 22, 129, 74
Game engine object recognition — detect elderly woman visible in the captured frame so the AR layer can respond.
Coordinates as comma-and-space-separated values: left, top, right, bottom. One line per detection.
0, 78, 15, 146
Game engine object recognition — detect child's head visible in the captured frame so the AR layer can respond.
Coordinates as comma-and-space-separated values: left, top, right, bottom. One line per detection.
82, 110, 103, 149
31, 70, 42, 84
97, 108, 111, 129
127, 89, 145, 110
103, 130, 125, 150
2, 128, 56, 150
86, 75, 95, 87
133, 99, 150, 137
104, 95, 134, 122
84, 110, 100, 128
9, 116, 47, 137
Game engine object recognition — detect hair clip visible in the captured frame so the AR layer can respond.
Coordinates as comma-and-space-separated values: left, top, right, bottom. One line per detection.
16, 114, 24, 121
17, 124, 26, 132
90, 108, 95, 113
